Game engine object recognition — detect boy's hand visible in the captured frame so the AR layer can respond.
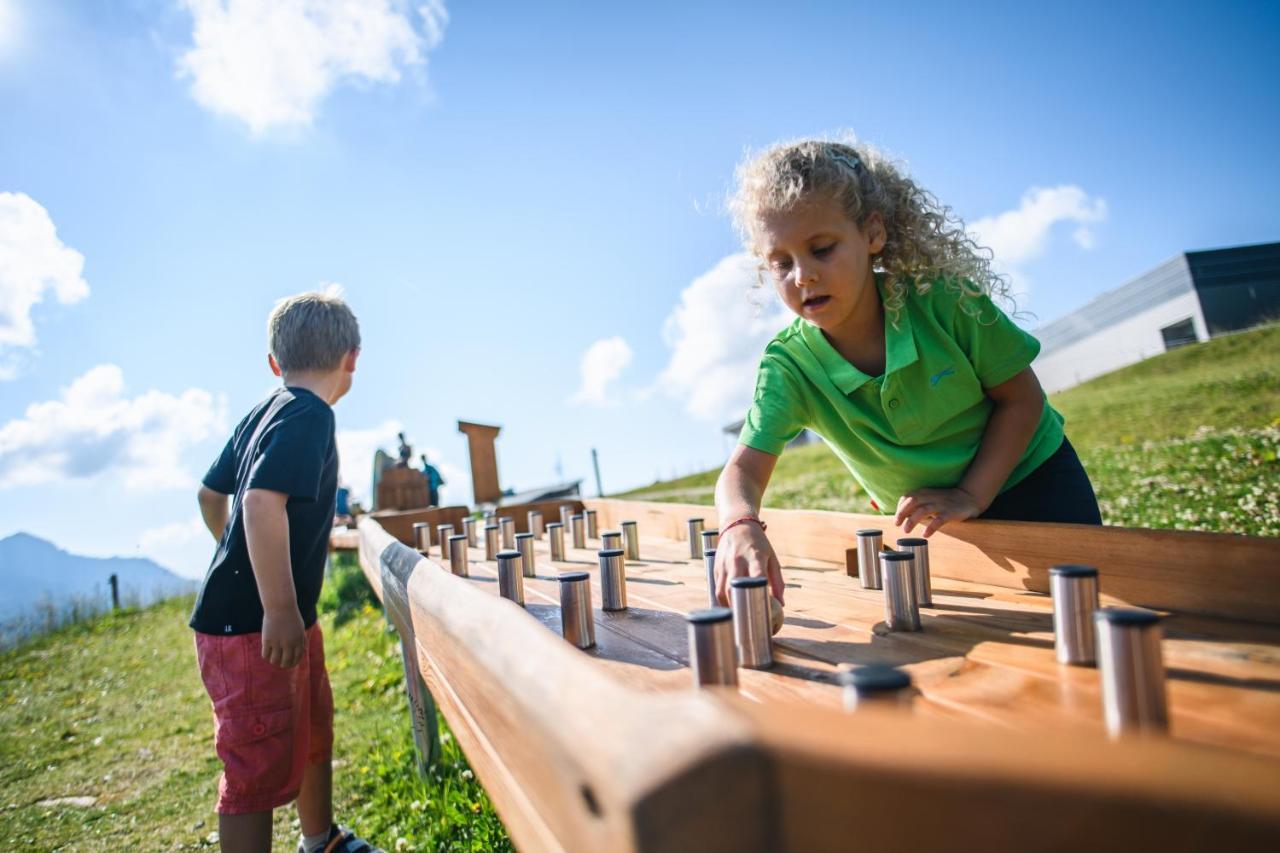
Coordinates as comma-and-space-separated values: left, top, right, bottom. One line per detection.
714, 522, 785, 607
261, 607, 306, 668
895, 488, 983, 537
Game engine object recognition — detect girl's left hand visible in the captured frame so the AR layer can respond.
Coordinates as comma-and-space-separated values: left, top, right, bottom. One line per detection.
895, 488, 983, 537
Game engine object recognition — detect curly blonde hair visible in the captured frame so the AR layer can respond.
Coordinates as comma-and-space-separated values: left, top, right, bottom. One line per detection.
729, 137, 1010, 321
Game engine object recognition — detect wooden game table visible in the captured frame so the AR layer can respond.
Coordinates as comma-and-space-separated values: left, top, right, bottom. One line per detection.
357, 498, 1280, 851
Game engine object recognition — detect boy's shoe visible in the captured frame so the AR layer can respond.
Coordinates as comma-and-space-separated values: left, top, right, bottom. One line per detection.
298, 824, 385, 853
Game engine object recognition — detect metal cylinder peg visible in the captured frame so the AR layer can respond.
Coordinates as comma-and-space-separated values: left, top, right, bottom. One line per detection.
448, 535, 469, 577
585, 509, 599, 540
687, 518, 705, 559
841, 665, 913, 711
621, 520, 640, 561
856, 529, 883, 589
484, 524, 500, 561
497, 550, 524, 606
687, 608, 737, 688
1095, 608, 1169, 737
571, 514, 586, 549
462, 516, 478, 547
516, 532, 536, 578
528, 510, 544, 540
601, 530, 622, 552
701, 528, 719, 555
559, 504, 573, 535
703, 548, 718, 606
1050, 565, 1100, 666
558, 571, 595, 649
437, 524, 455, 560
500, 516, 515, 549
730, 577, 773, 669
897, 537, 932, 607
547, 522, 565, 561
881, 551, 921, 632
598, 549, 627, 611
412, 521, 430, 552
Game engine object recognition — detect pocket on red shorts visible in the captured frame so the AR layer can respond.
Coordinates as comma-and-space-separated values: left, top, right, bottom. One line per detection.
215, 705, 297, 797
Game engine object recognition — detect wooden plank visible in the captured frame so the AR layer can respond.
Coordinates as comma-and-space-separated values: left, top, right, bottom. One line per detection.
329, 528, 359, 552
361, 516, 774, 852
732, 699, 1280, 851
366, 505, 472, 546
355, 516, 1280, 850
591, 532, 1280, 758
588, 499, 1280, 624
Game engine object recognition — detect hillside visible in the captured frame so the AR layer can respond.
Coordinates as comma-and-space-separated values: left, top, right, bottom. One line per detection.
0, 566, 509, 849
0, 533, 195, 644
618, 323, 1280, 536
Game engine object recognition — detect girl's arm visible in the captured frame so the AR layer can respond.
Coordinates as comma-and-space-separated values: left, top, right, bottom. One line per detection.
714, 445, 786, 605
895, 367, 1046, 536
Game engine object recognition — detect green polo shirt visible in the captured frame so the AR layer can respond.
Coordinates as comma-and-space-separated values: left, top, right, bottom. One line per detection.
739, 276, 1064, 512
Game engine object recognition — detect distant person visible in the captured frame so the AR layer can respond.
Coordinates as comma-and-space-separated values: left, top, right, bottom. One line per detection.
396, 431, 412, 467
334, 485, 352, 525
191, 292, 383, 853
714, 139, 1100, 607
420, 453, 444, 506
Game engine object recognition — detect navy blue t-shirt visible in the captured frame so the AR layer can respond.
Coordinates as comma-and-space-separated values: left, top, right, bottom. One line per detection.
189, 387, 338, 635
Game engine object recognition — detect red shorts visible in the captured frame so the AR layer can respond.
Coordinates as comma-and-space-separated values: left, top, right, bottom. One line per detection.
194, 623, 334, 814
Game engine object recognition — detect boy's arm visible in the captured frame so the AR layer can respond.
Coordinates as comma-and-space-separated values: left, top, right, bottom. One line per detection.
242, 487, 306, 668
713, 445, 786, 605
197, 485, 230, 541
896, 367, 1045, 535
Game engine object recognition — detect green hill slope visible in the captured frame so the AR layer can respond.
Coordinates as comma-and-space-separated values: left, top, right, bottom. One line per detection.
619, 323, 1280, 536
0, 566, 511, 850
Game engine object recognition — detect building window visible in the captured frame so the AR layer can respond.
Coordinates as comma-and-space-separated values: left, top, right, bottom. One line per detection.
1160, 318, 1198, 350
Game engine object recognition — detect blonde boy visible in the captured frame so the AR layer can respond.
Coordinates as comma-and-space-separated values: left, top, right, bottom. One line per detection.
191, 292, 379, 853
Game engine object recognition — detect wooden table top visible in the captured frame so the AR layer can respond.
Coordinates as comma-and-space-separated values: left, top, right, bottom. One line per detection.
450, 527, 1280, 763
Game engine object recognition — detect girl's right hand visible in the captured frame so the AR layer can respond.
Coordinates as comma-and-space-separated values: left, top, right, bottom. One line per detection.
714, 521, 785, 607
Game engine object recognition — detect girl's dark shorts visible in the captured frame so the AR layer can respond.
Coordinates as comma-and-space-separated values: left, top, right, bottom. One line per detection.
981, 436, 1102, 525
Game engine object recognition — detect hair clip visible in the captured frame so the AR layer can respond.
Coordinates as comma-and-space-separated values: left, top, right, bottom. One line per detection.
829, 149, 863, 174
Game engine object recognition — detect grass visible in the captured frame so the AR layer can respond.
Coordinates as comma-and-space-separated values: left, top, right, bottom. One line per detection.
0, 557, 511, 851
618, 323, 1280, 537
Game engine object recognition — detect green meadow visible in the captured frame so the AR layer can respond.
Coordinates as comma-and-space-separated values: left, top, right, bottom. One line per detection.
0, 567, 511, 851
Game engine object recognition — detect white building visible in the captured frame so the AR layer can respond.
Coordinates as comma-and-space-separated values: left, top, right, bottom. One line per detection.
1033, 241, 1280, 394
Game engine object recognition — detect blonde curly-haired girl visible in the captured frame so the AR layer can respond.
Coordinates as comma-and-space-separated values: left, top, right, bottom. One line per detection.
714, 138, 1100, 607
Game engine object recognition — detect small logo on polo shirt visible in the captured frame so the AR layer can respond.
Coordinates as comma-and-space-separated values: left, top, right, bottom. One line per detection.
224, 625, 233, 633
930, 366, 956, 387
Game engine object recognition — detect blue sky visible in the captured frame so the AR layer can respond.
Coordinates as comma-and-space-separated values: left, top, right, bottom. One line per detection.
2, 0, 1278, 578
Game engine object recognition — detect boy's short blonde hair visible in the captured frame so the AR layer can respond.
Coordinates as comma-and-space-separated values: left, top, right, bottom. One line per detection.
267, 291, 361, 373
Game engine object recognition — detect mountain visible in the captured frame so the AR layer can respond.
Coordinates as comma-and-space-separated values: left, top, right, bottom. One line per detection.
0, 532, 196, 630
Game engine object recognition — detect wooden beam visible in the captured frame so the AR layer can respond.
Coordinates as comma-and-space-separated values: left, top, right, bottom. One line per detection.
458, 420, 503, 505
586, 499, 1280, 625
354, 515, 1280, 850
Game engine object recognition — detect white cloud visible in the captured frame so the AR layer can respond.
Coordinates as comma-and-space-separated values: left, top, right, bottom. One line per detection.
0, 364, 226, 490
0, 0, 21, 61
178, 0, 449, 134
0, 192, 89, 372
570, 336, 633, 406
139, 516, 211, 580
656, 253, 789, 423
968, 185, 1107, 288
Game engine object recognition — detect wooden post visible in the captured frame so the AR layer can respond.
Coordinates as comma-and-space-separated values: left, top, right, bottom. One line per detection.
108, 573, 120, 611
457, 421, 502, 505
